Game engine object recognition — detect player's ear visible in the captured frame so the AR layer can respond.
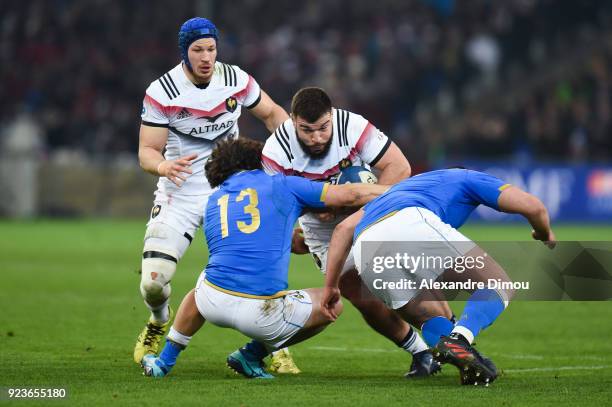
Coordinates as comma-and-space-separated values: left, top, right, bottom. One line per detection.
290, 113, 299, 128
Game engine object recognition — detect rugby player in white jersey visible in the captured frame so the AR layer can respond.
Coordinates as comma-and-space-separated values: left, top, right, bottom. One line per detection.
262, 87, 451, 377
134, 17, 290, 366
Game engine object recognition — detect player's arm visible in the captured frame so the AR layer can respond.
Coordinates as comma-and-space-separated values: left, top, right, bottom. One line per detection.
248, 90, 289, 132
323, 183, 389, 208
138, 124, 196, 186
321, 209, 364, 319
291, 227, 310, 254
497, 186, 556, 248
285, 177, 384, 255
371, 142, 412, 184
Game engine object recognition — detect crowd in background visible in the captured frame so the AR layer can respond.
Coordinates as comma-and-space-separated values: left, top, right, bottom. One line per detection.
2, 0, 611, 169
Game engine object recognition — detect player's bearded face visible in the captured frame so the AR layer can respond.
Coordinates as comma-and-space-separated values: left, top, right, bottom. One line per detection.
294, 113, 333, 158
188, 38, 217, 82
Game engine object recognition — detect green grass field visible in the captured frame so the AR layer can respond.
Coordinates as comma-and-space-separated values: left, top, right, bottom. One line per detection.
1, 220, 611, 406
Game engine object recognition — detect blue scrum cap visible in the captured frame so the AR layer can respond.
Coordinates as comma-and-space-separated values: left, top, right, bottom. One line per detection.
178, 17, 219, 68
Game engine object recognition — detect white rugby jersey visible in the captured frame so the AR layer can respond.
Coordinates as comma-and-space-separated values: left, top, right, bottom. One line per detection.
262, 108, 391, 245
262, 108, 390, 180
141, 61, 261, 195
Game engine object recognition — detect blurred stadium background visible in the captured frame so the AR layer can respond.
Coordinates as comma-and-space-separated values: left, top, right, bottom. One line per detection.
1, 0, 611, 221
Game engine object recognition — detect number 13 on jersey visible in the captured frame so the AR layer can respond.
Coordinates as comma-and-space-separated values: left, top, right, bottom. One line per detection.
216, 188, 261, 238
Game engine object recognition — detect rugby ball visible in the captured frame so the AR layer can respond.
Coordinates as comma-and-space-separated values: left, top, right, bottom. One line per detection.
336, 166, 378, 184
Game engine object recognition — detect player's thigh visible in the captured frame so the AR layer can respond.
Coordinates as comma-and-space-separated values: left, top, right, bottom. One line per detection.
193, 275, 237, 328
354, 207, 471, 309
298, 216, 356, 275
338, 268, 380, 305
195, 278, 314, 349
143, 191, 209, 258
443, 245, 514, 302
235, 290, 314, 349
309, 246, 356, 278
298, 217, 334, 273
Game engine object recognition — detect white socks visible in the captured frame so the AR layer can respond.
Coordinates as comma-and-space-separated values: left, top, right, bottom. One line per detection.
167, 327, 192, 348
451, 326, 475, 344
147, 299, 170, 324
400, 329, 429, 354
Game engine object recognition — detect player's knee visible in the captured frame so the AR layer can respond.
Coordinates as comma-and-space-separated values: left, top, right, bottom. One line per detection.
314, 299, 343, 326
140, 250, 177, 304
140, 278, 170, 303
332, 298, 344, 318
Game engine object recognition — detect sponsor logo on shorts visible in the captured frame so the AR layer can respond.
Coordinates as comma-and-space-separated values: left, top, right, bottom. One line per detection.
151, 205, 161, 219
289, 291, 305, 300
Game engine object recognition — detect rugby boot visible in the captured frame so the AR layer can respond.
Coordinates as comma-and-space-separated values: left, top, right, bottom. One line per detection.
405, 349, 442, 378
133, 307, 173, 363
268, 348, 301, 374
141, 354, 171, 378
227, 349, 275, 379
433, 334, 498, 386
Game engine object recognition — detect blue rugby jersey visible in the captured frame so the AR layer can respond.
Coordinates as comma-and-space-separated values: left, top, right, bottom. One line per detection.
355, 169, 509, 239
203, 170, 328, 296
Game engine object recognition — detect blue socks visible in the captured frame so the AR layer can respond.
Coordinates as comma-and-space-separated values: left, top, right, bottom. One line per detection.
421, 289, 506, 346
241, 340, 270, 361
421, 316, 454, 347
159, 339, 184, 368
453, 289, 506, 344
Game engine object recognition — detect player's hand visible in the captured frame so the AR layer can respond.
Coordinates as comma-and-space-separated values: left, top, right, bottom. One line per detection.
291, 228, 310, 254
315, 211, 337, 222
321, 286, 341, 321
157, 153, 198, 186
532, 229, 556, 249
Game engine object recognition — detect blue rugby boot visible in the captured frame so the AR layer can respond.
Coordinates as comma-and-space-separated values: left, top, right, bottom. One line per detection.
227, 349, 274, 379
141, 354, 172, 378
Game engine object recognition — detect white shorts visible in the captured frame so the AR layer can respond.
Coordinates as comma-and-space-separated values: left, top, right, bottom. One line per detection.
194, 274, 313, 349
354, 207, 475, 309
143, 189, 212, 259
298, 214, 355, 275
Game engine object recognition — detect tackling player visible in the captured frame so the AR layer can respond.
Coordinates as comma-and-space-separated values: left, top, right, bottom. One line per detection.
134, 17, 289, 364
262, 87, 448, 377
322, 168, 556, 385
141, 137, 390, 378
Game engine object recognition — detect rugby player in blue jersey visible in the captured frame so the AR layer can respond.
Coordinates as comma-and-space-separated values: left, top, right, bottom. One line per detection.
321, 169, 556, 385
141, 137, 389, 378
